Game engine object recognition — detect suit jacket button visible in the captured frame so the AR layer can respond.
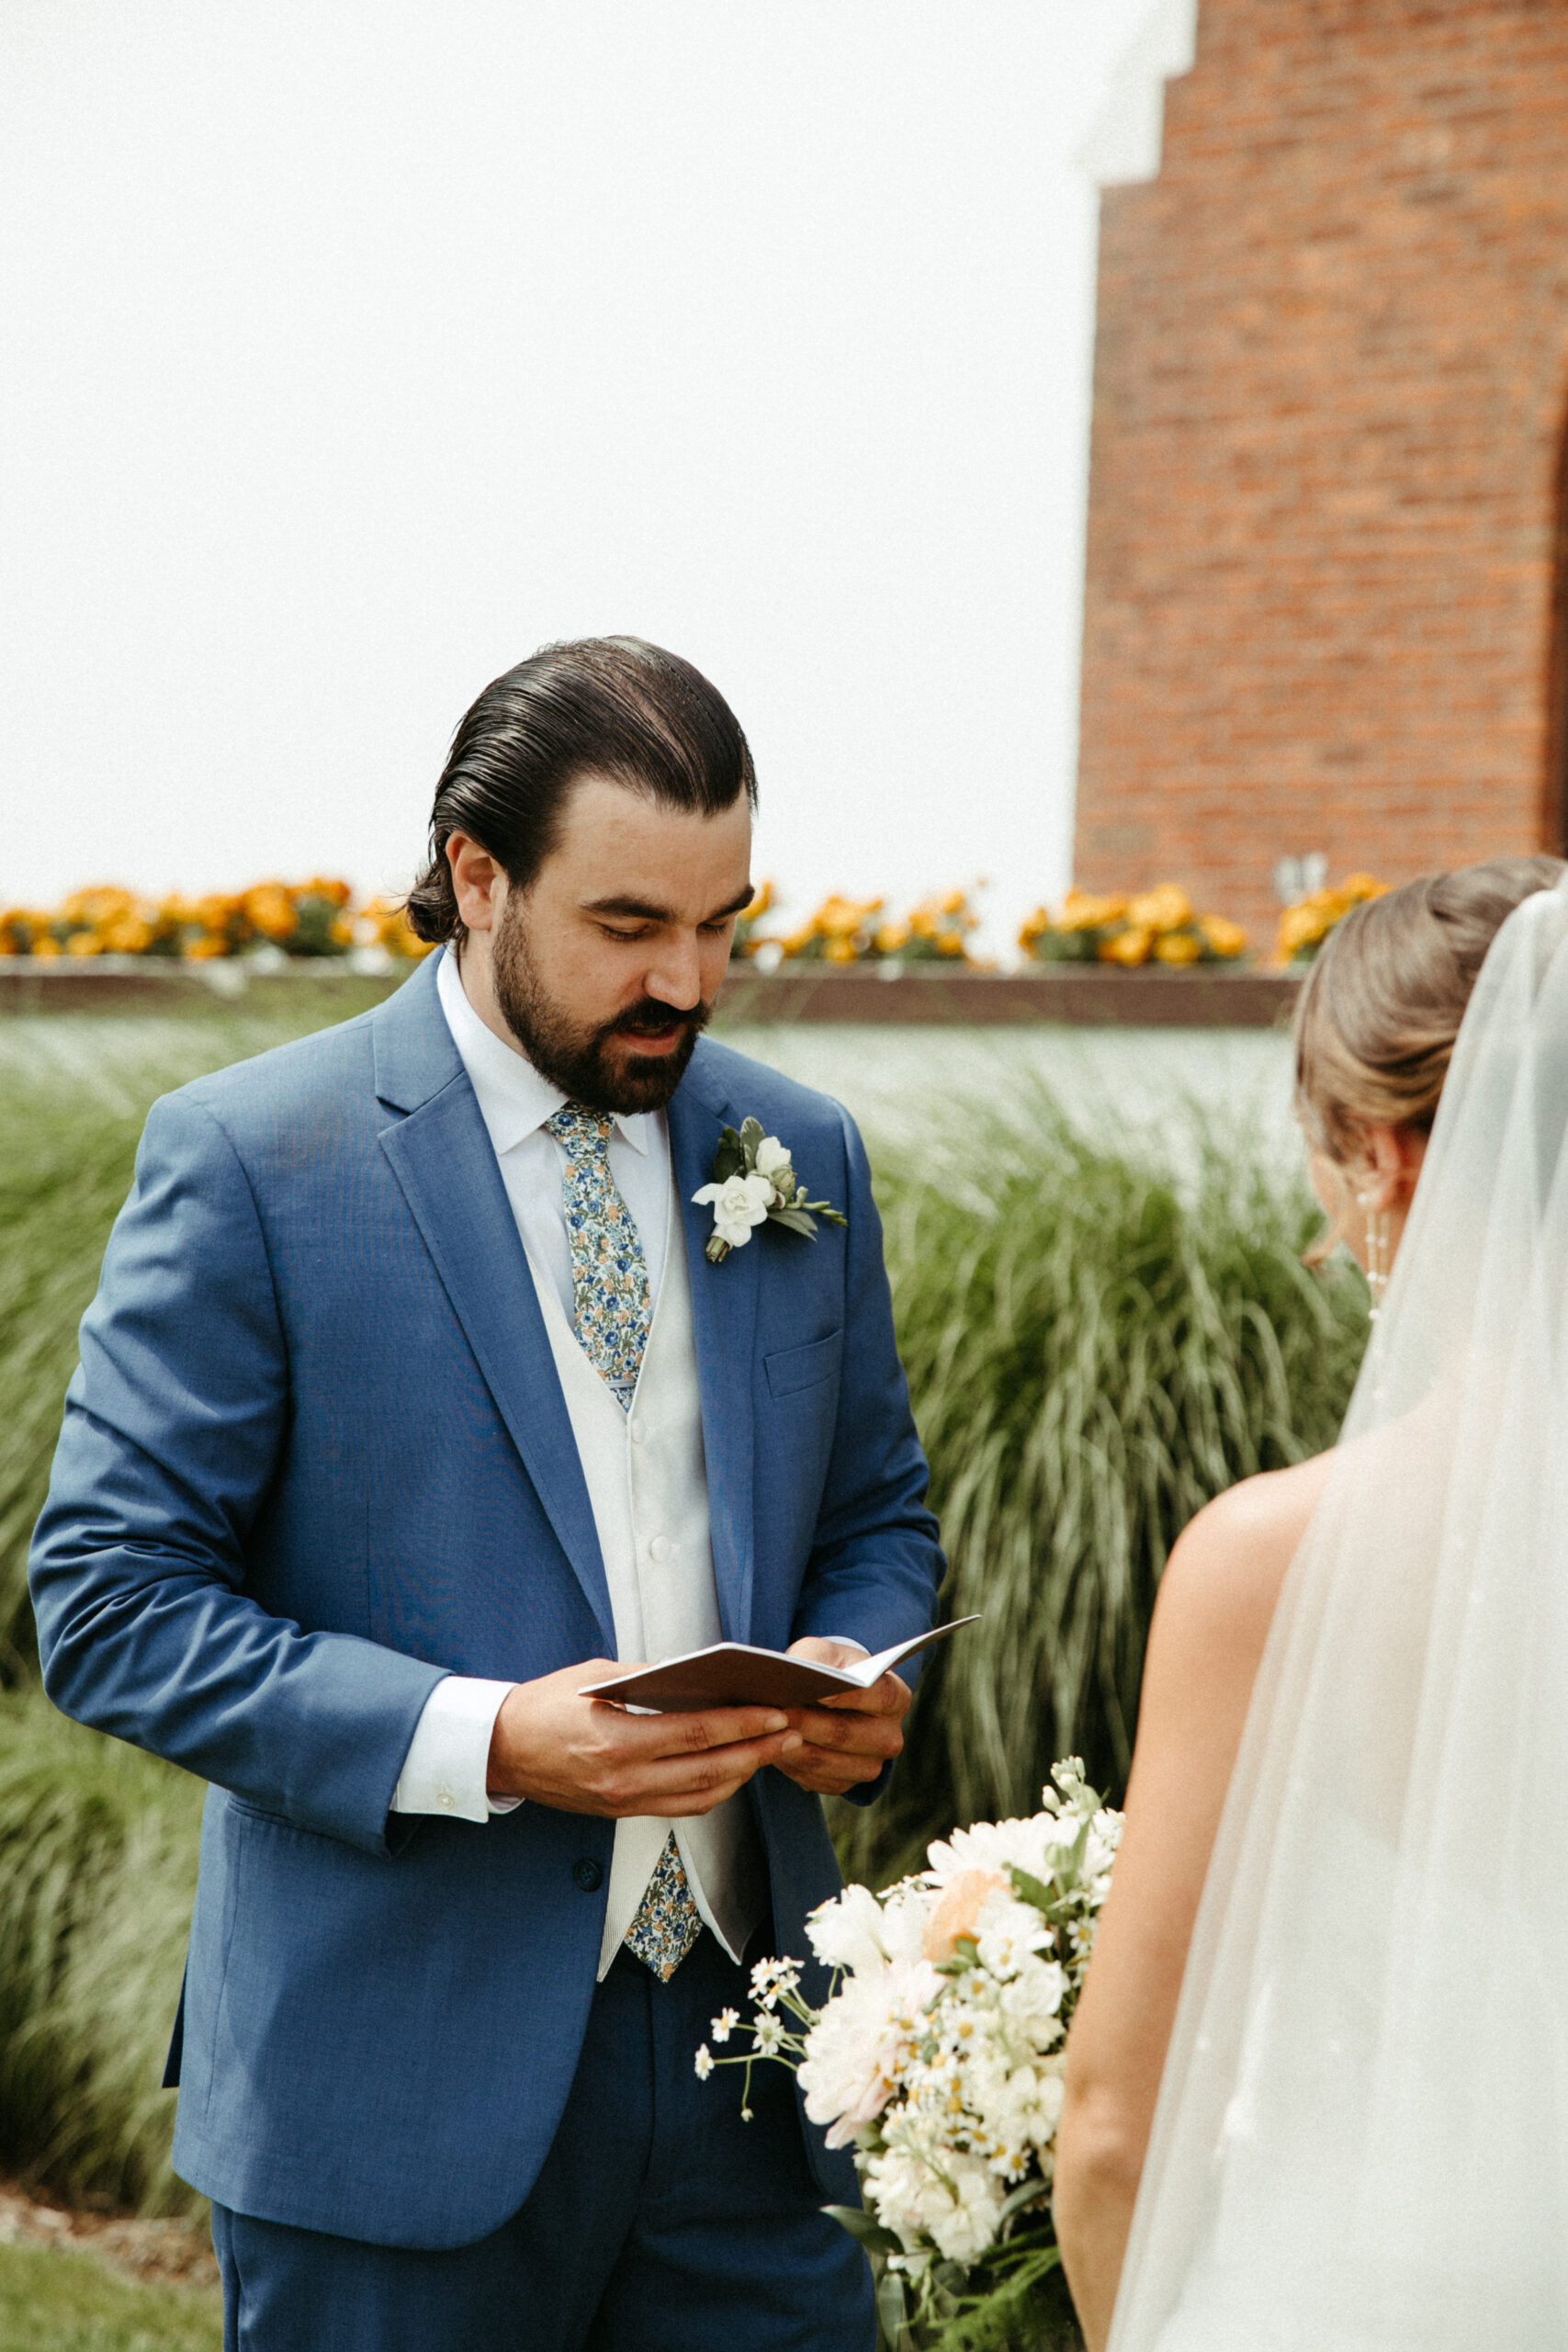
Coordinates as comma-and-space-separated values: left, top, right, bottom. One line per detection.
573, 1857, 604, 1893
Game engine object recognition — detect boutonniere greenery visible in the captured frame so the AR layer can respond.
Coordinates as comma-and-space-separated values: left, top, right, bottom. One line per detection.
693, 1117, 848, 1265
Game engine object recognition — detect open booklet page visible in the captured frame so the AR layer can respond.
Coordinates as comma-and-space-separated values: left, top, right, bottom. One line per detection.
580, 1616, 980, 1713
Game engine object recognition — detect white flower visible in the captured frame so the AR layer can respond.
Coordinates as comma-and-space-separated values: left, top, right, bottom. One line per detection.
750, 1956, 800, 2008
799, 1954, 941, 2148
915, 2151, 1005, 2266
753, 2013, 785, 2058
754, 1135, 792, 1182
973, 1894, 1052, 1983
711, 2008, 739, 2044
694, 2044, 715, 2080
807, 1882, 897, 1973
926, 1812, 1064, 1890
692, 1170, 774, 1249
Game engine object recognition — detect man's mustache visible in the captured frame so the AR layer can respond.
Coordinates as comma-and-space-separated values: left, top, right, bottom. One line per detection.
605, 999, 711, 1041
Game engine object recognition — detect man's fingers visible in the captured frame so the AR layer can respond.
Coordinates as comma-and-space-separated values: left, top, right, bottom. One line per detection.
586, 1698, 795, 1758
782, 1704, 905, 1757
598, 1728, 804, 1815
773, 1747, 883, 1795
818, 1670, 909, 1716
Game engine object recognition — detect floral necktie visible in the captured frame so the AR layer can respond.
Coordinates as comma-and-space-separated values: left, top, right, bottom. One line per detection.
545, 1102, 704, 1982
545, 1103, 652, 1410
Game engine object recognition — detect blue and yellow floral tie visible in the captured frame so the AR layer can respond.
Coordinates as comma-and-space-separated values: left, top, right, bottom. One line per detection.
545, 1102, 704, 1982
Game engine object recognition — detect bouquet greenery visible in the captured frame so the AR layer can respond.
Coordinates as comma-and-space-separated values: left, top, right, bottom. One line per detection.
695, 1760, 1121, 2349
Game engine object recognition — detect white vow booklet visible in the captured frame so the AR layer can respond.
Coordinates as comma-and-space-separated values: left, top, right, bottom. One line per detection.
581, 1616, 980, 1713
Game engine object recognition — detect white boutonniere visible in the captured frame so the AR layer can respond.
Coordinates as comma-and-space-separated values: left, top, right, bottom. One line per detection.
693, 1116, 848, 1265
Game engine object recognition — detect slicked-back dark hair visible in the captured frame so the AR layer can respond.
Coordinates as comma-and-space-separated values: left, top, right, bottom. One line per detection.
405, 636, 757, 944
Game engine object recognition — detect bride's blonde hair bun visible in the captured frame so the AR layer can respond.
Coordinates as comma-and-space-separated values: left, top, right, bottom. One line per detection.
1294, 855, 1566, 1160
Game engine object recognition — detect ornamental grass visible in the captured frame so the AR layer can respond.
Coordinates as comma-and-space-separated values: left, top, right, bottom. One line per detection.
0, 1012, 1367, 2206
828, 1086, 1370, 1888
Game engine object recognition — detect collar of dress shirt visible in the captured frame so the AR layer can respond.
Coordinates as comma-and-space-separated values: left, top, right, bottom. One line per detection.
435, 944, 656, 1159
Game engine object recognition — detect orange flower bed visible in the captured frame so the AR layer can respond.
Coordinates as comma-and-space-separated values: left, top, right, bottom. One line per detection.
1019, 885, 1249, 969
0, 880, 434, 964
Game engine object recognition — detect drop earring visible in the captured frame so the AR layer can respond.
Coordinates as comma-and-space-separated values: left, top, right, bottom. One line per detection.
1356, 1191, 1391, 1317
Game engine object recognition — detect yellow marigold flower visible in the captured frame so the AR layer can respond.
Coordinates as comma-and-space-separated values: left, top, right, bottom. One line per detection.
99, 914, 154, 954
1340, 873, 1389, 904
740, 880, 773, 921
1018, 908, 1050, 952
817, 894, 881, 939
1057, 889, 1129, 933
62, 886, 139, 929
243, 884, 299, 941
31, 935, 62, 958
191, 895, 239, 933
183, 933, 231, 961
1154, 930, 1202, 966
1100, 925, 1153, 966
330, 912, 356, 946
823, 936, 859, 964
1275, 902, 1332, 959
1126, 883, 1192, 935
874, 920, 911, 955
1198, 914, 1248, 958
64, 930, 103, 957
301, 876, 354, 909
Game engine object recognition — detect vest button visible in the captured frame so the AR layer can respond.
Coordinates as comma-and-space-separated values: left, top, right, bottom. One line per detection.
629, 1419, 646, 1444
573, 1857, 604, 1893
649, 1534, 672, 1564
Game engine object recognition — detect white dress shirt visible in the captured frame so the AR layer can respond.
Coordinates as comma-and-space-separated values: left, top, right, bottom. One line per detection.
392, 949, 863, 1945
392, 948, 671, 1826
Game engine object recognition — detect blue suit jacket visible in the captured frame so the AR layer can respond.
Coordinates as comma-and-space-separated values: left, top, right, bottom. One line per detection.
28, 956, 942, 2249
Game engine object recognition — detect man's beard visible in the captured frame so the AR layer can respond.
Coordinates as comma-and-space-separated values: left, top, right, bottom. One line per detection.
490, 906, 710, 1114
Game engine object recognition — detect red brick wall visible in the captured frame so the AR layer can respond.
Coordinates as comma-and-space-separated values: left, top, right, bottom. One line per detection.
1073, 0, 1568, 942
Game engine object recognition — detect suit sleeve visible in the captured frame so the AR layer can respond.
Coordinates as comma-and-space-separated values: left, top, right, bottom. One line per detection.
789, 1106, 945, 1803
28, 1091, 445, 1857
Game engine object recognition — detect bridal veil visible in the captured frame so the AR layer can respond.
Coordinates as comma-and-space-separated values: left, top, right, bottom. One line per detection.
1109, 874, 1568, 2349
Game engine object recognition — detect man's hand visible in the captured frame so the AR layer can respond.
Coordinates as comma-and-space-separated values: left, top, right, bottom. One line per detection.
770, 1636, 912, 1797
486, 1661, 804, 1817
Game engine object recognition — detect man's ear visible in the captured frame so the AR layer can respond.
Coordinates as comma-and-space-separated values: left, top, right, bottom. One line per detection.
446, 833, 505, 935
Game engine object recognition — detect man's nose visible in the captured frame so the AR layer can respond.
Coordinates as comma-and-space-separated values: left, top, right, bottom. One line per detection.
644, 934, 702, 1009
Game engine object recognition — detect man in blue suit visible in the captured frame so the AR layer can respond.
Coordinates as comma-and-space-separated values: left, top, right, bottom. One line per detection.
30, 638, 942, 2350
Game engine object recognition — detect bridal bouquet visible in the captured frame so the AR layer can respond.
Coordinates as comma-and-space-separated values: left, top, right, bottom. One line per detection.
695, 1760, 1122, 2348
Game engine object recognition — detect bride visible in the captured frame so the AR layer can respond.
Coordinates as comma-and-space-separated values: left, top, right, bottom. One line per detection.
1052, 855, 1568, 2351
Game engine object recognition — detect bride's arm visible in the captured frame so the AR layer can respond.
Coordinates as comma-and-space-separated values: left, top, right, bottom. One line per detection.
1052, 1457, 1327, 2351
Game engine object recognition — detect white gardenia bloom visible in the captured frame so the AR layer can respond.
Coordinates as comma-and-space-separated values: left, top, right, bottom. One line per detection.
692, 1170, 775, 1248
754, 1135, 793, 1181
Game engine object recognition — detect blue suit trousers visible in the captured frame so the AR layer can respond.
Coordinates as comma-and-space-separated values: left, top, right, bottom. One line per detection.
211, 1931, 874, 2351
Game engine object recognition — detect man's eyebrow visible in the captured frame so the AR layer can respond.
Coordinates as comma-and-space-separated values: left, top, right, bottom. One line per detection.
582, 885, 757, 923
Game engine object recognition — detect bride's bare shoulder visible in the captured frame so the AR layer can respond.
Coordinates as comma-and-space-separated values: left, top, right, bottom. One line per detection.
1154, 1453, 1334, 1660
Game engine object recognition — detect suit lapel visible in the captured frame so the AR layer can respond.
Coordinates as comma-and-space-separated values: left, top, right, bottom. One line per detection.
372, 966, 615, 1650
669, 1054, 758, 1645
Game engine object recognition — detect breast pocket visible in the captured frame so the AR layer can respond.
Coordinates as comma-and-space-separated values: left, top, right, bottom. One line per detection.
764, 1329, 843, 1401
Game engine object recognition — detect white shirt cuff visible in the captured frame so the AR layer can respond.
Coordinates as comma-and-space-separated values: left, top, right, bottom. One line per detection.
391, 1675, 518, 1822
